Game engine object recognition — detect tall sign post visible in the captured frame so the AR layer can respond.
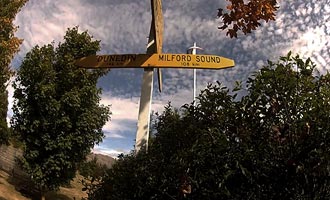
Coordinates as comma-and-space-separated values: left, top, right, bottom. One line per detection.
75, 0, 235, 153
135, 0, 163, 152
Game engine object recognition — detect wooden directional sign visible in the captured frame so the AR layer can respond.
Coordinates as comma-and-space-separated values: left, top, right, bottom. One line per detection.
75, 53, 235, 69
74, 0, 236, 153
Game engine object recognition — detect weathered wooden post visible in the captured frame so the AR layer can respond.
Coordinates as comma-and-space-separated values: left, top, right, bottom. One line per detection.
135, 0, 164, 152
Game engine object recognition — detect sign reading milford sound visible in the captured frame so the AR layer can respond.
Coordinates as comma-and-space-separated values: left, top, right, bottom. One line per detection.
75, 53, 235, 69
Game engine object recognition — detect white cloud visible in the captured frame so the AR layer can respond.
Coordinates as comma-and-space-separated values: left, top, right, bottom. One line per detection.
104, 132, 126, 139
92, 146, 127, 158
100, 95, 138, 134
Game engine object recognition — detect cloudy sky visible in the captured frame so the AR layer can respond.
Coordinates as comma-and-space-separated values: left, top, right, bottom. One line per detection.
9, 0, 330, 157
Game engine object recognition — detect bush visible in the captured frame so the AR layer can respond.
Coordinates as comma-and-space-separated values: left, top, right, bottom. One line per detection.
86, 53, 330, 200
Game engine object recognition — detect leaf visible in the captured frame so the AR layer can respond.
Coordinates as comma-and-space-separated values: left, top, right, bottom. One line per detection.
218, 0, 279, 37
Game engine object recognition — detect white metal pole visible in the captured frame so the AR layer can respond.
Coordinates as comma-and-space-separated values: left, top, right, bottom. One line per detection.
188, 42, 203, 106
193, 67, 196, 104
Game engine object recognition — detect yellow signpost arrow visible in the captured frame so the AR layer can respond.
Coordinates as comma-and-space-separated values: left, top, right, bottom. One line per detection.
75, 53, 235, 69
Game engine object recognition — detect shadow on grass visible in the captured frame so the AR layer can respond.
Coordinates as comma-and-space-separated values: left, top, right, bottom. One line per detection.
8, 175, 74, 200
6, 169, 38, 199
8, 171, 79, 200
45, 192, 72, 200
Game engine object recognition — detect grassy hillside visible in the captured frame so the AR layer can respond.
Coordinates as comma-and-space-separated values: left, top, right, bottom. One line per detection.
0, 151, 115, 200
0, 169, 86, 200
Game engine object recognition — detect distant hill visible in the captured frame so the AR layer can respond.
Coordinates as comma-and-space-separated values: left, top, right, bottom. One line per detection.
0, 144, 116, 175
87, 153, 116, 168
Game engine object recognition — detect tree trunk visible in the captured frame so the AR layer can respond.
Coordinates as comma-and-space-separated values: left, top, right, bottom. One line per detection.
40, 191, 46, 200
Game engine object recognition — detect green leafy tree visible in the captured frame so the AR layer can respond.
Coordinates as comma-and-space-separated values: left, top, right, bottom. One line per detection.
11, 27, 111, 199
86, 53, 330, 200
0, 0, 27, 144
79, 157, 108, 179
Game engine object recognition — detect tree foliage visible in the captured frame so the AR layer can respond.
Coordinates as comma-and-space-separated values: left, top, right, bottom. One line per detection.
11, 27, 111, 194
0, 0, 27, 144
79, 157, 108, 179
218, 0, 278, 38
87, 53, 330, 200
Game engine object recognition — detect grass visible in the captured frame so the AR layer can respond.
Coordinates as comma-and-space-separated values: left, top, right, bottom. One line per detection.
0, 170, 87, 200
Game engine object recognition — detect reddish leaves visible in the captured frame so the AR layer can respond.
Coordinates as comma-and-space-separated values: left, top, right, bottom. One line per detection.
218, 0, 279, 38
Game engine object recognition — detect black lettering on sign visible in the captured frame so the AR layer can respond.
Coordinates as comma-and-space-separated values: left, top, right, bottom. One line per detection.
159, 54, 165, 61
171, 54, 175, 61
129, 55, 137, 62
109, 56, 115, 62
182, 55, 186, 62
97, 55, 137, 63
180, 55, 192, 62
97, 56, 103, 62
158, 54, 224, 64
181, 62, 189, 66
159, 54, 175, 62
195, 55, 221, 63
159, 54, 193, 62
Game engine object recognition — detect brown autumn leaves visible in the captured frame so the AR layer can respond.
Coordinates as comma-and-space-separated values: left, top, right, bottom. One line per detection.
0, 0, 28, 79
218, 0, 278, 38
